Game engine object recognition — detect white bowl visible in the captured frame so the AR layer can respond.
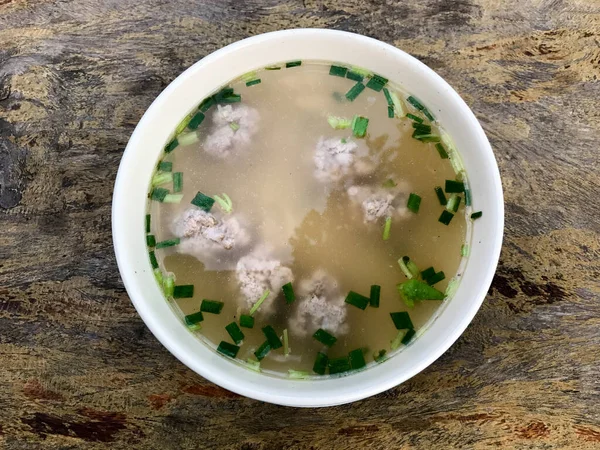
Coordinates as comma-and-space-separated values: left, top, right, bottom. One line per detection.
112, 29, 503, 407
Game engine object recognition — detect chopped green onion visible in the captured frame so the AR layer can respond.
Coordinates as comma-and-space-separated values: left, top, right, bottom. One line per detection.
465, 188, 472, 206
262, 325, 282, 349
178, 130, 199, 146
214, 87, 241, 104
388, 105, 394, 118
173, 172, 183, 193
351, 115, 369, 138
350, 66, 373, 78
327, 115, 352, 129
217, 341, 239, 358
471, 211, 483, 220
288, 370, 309, 379
383, 87, 394, 106
214, 193, 233, 214
313, 328, 337, 347
406, 113, 423, 123
175, 112, 194, 135
420, 267, 436, 281
389, 91, 405, 117
240, 71, 257, 82
382, 178, 397, 188
390, 311, 414, 330
152, 172, 173, 187
366, 74, 388, 92
407, 95, 426, 110
402, 328, 416, 345
439, 210, 454, 225
199, 96, 215, 112
329, 65, 348, 77
328, 356, 351, 375
164, 138, 179, 153
173, 285, 194, 298
445, 278, 460, 298
374, 349, 387, 362
422, 109, 435, 122
152, 268, 162, 289
163, 275, 175, 298
265, 66, 281, 70
145, 214, 151, 233
200, 299, 224, 314
254, 341, 271, 361
398, 256, 419, 279
246, 358, 261, 372
283, 329, 290, 356
286, 61, 302, 68
245, 78, 261, 87
345, 82, 365, 101
446, 194, 462, 213
184, 311, 204, 327
313, 352, 328, 375
407, 193, 422, 213
435, 143, 449, 159
158, 161, 172, 172
348, 348, 366, 370
282, 282, 295, 304
225, 322, 245, 345
249, 289, 270, 316
445, 180, 465, 193
163, 194, 183, 204
370, 285, 381, 308
239, 314, 254, 328
397, 279, 445, 307
187, 111, 205, 130
461, 244, 470, 257
391, 330, 406, 350
435, 186, 447, 205
149, 251, 158, 269
382, 216, 392, 241
191, 191, 215, 212
426, 271, 446, 286
412, 123, 432, 134
229, 122, 240, 131
146, 234, 156, 247
345, 290, 370, 310
346, 70, 364, 82
412, 132, 441, 142
155, 238, 180, 249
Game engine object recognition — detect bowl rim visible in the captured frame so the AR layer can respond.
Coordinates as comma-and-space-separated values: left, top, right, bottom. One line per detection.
112, 28, 504, 407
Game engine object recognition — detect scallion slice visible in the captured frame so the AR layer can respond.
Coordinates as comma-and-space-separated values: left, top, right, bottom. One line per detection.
426, 271, 445, 286
435, 143, 449, 159
346, 70, 364, 82
164, 139, 178, 153
146, 234, 156, 247
412, 132, 441, 142
389, 91, 405, 117
155, 238, 180, 249
351, 115, 369, 138
254, 341, 271, 361
446, 194, 462, 213
200, 299, 224, 314
153, 268, 163, 286
163, 194, 183, 204
397, 279, 445, 308
188, 111, 205, 130
412, 123, 432, 134
149, 251, 158, 269
262, 325, 283, 349
288, 369, 309, 379
282, 282, 295, 304
163, 275, 174, 298
145, 214, 151, 233
217, 341, 239, 358
407, 193, 421, 213
173, 285, 194, 298
445, 180, 465, 193
246, 358, 260, 372
264, 66, 281, 70
225, 322, 245, 345
191, 191, 215, 212
435, 186, 447, 205
406, 113, 423, 123
345, 82, 365, 101
439, 210, 454, 225
249, 289, 270, 316
152, 173, 173, 187
382, 216, 392, 240
245, 79, 261, 87
173, 172, 183, 193
313, 352, 328, 375
327, 115, 352, 129
283, 329, 290, 356
422, 109, 435, 122
388, 105, 394, 118
198, 96, 215, 112
390, 311, 414, 330
366, 74, 388, 92
402, 328, 416, 345
184, 311, 204, 328
465, 188, 472, 206
348, 348, 366, 370
178, 130, 199, 146
398, 256, 419, 279
420, 267, 436, 281
329, 65, 348, 77
461, 244, 470, 257
391, 330, 406, 350
239, 314, 254, 328
313, 328, 337, 347
345, 290, 370, 310
370, 285, 381, 308
383, 87, 394, 106
407, 95, 425, 110
471, 211, 483, 220
158, 161, 172, 172
328, 356, 351, 375
286, 61, 302, 68
214, 193, 233, 214
374, 349, 387, 362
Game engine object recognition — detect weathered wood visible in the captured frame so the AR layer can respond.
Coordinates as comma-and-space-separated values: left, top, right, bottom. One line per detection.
1, 0, 599, 448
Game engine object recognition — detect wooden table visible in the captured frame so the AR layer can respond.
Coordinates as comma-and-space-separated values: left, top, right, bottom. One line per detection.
1, 1, 598, 448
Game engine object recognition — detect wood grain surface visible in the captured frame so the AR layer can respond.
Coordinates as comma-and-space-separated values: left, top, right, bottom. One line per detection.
1, 0, 599, 448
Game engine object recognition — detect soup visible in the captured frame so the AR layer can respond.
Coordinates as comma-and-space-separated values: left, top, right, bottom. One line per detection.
145, 61, 479, 378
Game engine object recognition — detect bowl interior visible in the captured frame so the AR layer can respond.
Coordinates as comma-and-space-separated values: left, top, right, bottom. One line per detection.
112, 29, 503, 407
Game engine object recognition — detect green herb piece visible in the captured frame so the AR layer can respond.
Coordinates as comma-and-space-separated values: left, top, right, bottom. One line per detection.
383, 87, 394, 106
422, 109, 435, 122
406, 113, 423, 123
262, 325, 283, 349
158, 161, 173, 172
426, 271, 446, 286
191, 191, 215, 212
188, 111, 205, 130
461, 244, 470, 257
214, 193, 233, 214
398, 279, 445, 307
398, 256, 419, 280
173, 172, 183, 193
184, 311, 204, 328
249, 289, 270, 316
382, 178, 397, 188
246, 78, 261, 87
350, 66, 373, 77
229, 122, 239, 131
446, 194, 462, 213
345, 82, 365, 101
173, 285, 194, 298
374, 349, 387, 362
390, 311, 414, 330
439, 210, 454, 225
286, 61, 302, 68
163, 194, 183, 204
412, 132, 441, 142
163, 275, 174, 298
465, 188, 472, 206
313, 328, 337, 347
351, 115, 369, 138
391, 330, 406, 349
383, 216, 392, 241
175, 112, 194, 135
246, 358, 261, 372
152, 173, 173, 187
201, 299, 224, 314
388, 105, 394, 118
239, 314, 254, 328
402, 328, 416, 345
421, 266, 436, 281
226, 322, 245, 345
407, 193, 422, 213
146, 234, 156, 247
435, 186, 447, 205
217, 341, 239, 358
345, 290, 370, 310
199, 96, 215, 112
165, 138, 179, 153
366, 74, 388, 92
389, 91, 404, 117
346, 70, 364, 82
445, 180, 465, 193
288, 369, 309, 379
328, 356, 351, 375
214, 87, 241, 104
178, 130, 199, 146
329, 65, 348, 77
155, 238, 180, 249
370, 285, 381, 308
407, 95, 425, 110
282, 282, 296, 304
153, 268, 163, 288
254, 341, 271, 361
327, 115, 352, 129
283, 329, 290, 356
145, 214, 151, 233
349, 348, 366, 370
471, 211, 483, 220
412, 123, 432, 134
313, 352, 328, 375
435, 143, 449, 159
149, 251, 158, 269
